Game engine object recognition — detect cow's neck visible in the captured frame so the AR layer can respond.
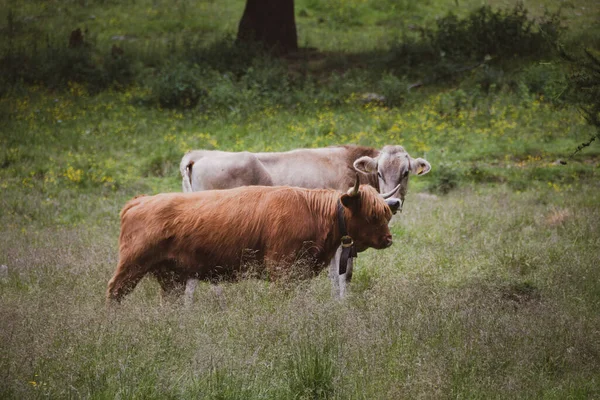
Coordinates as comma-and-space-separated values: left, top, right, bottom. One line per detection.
342, 145, 380, 191
302, 191, 347, 263
358, 169, 380, 191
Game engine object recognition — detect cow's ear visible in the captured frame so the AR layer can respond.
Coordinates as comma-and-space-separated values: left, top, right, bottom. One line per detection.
340, 194, 360, 209
354, 156, 378, 174
411, 158, 431, 175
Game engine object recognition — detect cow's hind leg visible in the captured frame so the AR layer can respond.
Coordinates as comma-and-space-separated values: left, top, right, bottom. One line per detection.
107, 249, 163, 305
106, 262, 148, 305
329, 248, 342, 299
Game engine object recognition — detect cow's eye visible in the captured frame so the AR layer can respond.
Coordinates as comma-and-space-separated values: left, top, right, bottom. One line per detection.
377, 171, 383, 180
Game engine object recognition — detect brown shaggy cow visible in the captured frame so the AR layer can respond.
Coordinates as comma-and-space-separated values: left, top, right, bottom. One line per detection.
106, 182, 400, 304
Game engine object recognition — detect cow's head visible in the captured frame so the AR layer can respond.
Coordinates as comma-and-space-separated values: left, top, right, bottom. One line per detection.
353, 145, 431, 211
340, 178, 401, 252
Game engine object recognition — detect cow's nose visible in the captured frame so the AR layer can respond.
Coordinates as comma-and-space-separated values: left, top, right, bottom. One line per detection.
386, 198, 401, 214
384, 234, 393, 247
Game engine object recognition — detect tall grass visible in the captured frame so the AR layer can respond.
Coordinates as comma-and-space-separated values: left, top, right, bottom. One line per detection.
1, 185, 599, 399
1, 0, 600, 398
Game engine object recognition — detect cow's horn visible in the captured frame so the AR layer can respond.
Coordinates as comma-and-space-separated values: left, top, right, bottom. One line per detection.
381, 183, 401, 199
348, 173, 360, 196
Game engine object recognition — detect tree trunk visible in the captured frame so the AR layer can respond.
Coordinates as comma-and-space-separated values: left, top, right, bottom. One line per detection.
237, 0, 298, 54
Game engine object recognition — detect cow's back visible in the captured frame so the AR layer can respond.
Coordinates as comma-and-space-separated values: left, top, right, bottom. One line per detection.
181, 150, 273, 192
252, 147, 348, 190
120, 187, 336, 275
181, 146, 379, 193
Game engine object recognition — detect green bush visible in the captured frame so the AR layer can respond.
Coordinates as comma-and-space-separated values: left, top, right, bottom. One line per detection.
376, 72, 407, 107
104, 45, 137, 90
429, 4, 561, 61
436, 89, 470, 117
384, 38, 438, 77
319, 70, 370, 106
0, 31, 135, 93
562, 49, 600, 150
144, 148, 180, 178
517, 62, 566, 101
426, 163, 460, 194
151, 63, 207, 109
473, 65, 506, 93
202, 71, 244, 111
21, 43, 99, 89
240, 58, 293, 102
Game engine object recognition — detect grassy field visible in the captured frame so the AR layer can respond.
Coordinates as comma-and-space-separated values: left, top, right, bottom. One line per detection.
1, 0, 600, 398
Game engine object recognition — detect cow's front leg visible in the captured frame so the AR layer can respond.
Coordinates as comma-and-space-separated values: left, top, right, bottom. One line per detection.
330, 246, 352, 299
329, 245, 354, 299
329, 247, 342, 298
184, 278, 199, 306
340, 256, 354, 298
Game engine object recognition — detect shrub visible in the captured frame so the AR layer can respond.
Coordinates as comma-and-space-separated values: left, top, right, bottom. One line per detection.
426, 163, 460, 194
104, 45, 137, 90
561, 48, 600, 154
143, 144, 181, 178
151, 63, 207, 109
436, 89, 470, 116
202, 71, 242, 110
466, 165, 504, 184
473, 65, 505, 93
240, 57, 292, 102
384, 38, 438, 77
376, 72, 407, 107
428, 4, 561, 61
0, 27, 135, 93
517, 62, 566, 101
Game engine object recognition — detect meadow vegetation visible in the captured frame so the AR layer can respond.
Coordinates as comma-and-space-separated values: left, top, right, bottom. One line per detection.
1, 0, 599, 398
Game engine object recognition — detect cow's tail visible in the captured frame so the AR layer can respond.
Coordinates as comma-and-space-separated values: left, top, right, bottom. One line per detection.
180, 152, 195, 192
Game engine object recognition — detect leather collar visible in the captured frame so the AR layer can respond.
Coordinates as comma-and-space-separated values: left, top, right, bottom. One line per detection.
337, 200, 357, 275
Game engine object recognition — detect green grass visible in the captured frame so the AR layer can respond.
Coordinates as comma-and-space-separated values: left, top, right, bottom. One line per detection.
1, 185, 599, 399
1, 0, 600, 398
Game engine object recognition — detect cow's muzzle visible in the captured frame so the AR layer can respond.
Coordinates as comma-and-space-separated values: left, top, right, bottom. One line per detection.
385, 197, 402, 214
383, 234, 393, 248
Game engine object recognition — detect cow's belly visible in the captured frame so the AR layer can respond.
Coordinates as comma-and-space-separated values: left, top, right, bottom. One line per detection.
168, 240, 331, 282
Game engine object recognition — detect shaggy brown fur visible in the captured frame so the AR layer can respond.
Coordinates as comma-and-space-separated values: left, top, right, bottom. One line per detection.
107, 185, 393, 303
